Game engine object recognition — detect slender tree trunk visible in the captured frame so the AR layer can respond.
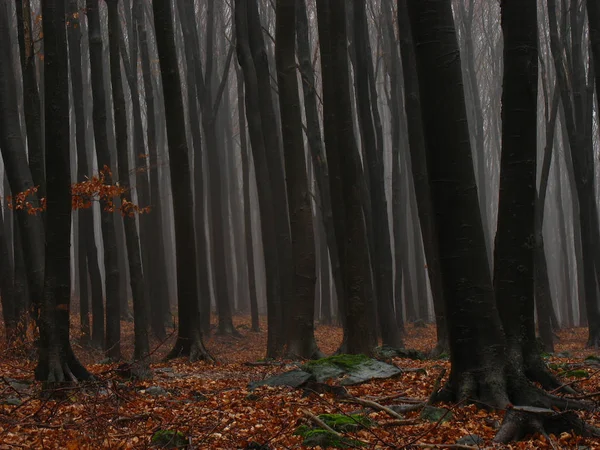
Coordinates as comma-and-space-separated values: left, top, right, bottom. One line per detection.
106, 0, 150, 372
276, 0, 320, 359
153, 0, 211, 362
68, 0, 103, 347
86, 0, 121, 359
235, 65, 259, 332
555, 150, 573, 327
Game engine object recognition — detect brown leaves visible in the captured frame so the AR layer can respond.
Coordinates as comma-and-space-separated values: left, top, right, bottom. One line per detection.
7, 167, 151, 217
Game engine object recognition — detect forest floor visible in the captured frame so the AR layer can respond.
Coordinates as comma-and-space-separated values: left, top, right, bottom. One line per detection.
0, 317, 599, 449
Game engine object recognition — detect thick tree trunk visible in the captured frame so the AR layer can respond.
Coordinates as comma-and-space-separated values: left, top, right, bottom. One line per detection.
276, 0, 320, 359
107, 0, 150, 373
86, 0, 121, 359
35, 0, 91, 384
317, 0, 377, 355
0, 203, 16, 339
153, 0, 211, 362
236, 0, 283, 357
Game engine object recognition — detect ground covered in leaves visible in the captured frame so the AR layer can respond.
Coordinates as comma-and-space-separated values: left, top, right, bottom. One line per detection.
0, 317, 599, 449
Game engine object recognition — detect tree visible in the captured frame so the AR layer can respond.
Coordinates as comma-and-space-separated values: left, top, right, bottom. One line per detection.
106, 0, 150, 374
86, 0, 121, 359
406, 0, 596, 441
35, 0, 91, 384
153, 0, 211, 361
275, 0, 320, 359
316, 0, 376, 355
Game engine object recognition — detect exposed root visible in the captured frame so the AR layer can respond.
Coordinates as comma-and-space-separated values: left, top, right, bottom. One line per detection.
166, 335, 215, 363
494, 407, 600, 444
524, 355, 577, 395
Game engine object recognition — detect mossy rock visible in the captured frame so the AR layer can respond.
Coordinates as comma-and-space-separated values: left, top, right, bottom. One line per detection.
302, 354, 401, 385
293, 426, 364, 449
374, 346, 425, 360
563, 369, 589, 378
420, 405, 453, 423
318, 413, 373, 432
151, 429, 188, 448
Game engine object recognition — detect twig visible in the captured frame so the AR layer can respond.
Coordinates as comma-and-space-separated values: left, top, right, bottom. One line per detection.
381, 419, 419, 427
341, 397, 404, 420
301, 409, 342, 437
549, 368, 600, 395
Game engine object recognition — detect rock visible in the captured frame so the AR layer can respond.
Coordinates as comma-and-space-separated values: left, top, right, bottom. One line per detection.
374, 346, 425, 360
248, 369, 313, 390
457, 434, 484, 445
4, 397, 22, 406
420, 405, 453, 423
7, 379, 30, 392
556, 351, 572, 358
303, 354, 402, 385
151, 429, 187, 448
145, 386, 167, 396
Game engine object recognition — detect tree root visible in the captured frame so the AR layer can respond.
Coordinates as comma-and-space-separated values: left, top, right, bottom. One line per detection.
166, 335, 215, 363
494, 407, 600, 444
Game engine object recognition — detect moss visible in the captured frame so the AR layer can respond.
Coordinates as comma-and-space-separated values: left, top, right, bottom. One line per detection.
151, 429, 187, 448
293, 427, 364, 449
318, 413, 373, 432
563, 369, 589, 378
303, 354, 370, 372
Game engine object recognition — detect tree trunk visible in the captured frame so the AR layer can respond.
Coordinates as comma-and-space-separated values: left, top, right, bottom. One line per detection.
395, 0, 447, 351
153, 0, 211, 362
67, 0, 104, 348
235, 65, 259, 332
317, 0, 377, 355
86, 0, 121, 359
107, 0, 150, 374
235, 0, 283, 357
0, 1, 45, 329
352, 0, 401, 348
276, 0, 320, 359
35, 0, 91, 384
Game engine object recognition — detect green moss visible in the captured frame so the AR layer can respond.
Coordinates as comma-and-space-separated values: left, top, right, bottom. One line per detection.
293, 427, 364, 449
303, 354, 370, 371
563, 369, 589, 378
151, 429, 187, 448
318, 413, 373, 432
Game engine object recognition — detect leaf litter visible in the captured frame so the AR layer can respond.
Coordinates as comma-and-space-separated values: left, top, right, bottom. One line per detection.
0, 318, 598, 449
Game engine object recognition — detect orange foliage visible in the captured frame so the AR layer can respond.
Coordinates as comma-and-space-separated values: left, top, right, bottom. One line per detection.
7, 166, 151, 217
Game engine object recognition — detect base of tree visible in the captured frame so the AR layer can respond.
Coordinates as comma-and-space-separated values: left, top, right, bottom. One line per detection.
429, 338, 450, 358
494, 407, 600, 444
35, 346, 93, 385
166, 334, 214, 363
216, 322, 243, 338
116, 360, 153, 380
434, 367, 596, 443
585, 332, 600, 349
285, 339, 324, 360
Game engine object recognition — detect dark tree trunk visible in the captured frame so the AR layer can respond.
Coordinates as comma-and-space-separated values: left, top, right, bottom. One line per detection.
236, 0, 283, 356
35, 0, 91, 384
296, 0, 344, 315
86, 0, 121, 359
107, 0, 150, 373
0, 201, 16, 339
353, 0, 401, 348
235, 65, 259, 332
276, 0, 320, 359
317, 0, 377, 355
67, 0, 103, 347
246, 0, 293, 354
15, 0, 45, 199
547, 0, 600, 347
135, 2, 170, 336
495, 0, 558, 389
0, 1, 44, 327
153, 0, 211, 362
396, 0, 446, 351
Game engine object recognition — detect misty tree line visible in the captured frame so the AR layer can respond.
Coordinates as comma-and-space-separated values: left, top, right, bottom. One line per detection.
0, 0, 597, 410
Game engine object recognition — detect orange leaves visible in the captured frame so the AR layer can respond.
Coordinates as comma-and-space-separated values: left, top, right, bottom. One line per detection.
7, 166, 151, 217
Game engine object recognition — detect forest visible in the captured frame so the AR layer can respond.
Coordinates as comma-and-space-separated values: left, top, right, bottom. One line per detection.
1, 0, 600, 448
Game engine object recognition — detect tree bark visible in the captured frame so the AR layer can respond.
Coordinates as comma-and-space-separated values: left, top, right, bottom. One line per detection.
153, 0, 211, 362
86, 0, 121, 359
